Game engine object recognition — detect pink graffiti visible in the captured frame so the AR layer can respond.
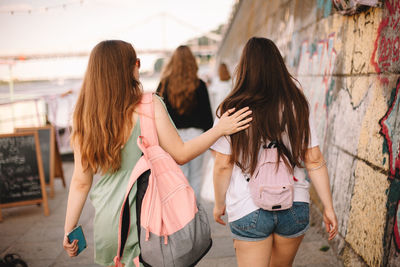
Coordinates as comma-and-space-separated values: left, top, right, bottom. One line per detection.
297, 34, 337, 93
371, 0, 400, 82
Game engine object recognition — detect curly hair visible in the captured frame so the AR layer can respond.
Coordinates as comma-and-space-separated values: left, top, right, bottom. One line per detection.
71, 40, 142, 174
158, 45, 199, 115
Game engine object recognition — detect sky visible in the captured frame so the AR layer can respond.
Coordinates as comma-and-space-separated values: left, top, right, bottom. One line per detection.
0, 0, 234, 81
0, 0, 234, 55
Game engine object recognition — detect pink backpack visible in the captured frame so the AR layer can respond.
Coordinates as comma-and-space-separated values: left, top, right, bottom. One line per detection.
248, 142, 296, 211
114, 93, 212, 267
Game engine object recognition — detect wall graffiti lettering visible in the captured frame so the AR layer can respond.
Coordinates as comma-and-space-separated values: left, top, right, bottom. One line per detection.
297, 34, 337, 147
371, 0, 400, 79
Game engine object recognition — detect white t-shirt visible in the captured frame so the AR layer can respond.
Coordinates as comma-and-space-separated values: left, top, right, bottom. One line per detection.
210, 115, 319, 222
209, 79, 231, 115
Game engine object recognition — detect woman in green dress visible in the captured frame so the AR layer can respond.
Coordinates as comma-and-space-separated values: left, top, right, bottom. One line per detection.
62, 40, 252, 267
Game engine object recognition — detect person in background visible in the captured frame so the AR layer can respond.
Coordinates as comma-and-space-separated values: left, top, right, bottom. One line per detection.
212, 37, 338, 267
200, 63, 233, 201
157, 45, 214, 198
209, 63, 232, 116
63, 40, 252, 267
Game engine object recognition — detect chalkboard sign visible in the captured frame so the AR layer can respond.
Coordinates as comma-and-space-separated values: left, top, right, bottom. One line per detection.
15, 126, 55, 198
0, 132, 49, 222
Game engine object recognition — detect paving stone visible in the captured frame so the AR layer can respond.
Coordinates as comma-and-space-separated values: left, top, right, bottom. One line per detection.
2, 241, 62, 260
205, 236, 236, 259
197, 256, 238, 267
24, 259, 55, 267
0, 160, 343, 267
18, 223, 65, 243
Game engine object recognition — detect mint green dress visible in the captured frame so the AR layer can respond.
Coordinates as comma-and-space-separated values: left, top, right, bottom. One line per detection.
90, 120, 142, 267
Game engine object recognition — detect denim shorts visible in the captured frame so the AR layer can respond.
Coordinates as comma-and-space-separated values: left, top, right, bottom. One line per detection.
229, 202, 310, 241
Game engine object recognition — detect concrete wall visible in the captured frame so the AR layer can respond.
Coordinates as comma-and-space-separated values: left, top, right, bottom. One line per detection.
217, 1, 400, 266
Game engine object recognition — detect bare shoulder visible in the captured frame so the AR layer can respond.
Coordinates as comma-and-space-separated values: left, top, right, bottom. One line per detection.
152, 94, 168, 117
152, 94, 163, 106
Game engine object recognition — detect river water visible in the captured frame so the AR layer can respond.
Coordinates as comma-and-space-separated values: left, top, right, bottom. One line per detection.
0, 75, 160, 153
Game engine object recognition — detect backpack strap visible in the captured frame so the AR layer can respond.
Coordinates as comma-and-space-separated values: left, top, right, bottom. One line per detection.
114, 93, 156, 267
114, 157, 149, 267
138, 93, 158, 147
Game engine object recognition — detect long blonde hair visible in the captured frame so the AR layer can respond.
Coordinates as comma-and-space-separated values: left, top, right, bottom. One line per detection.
72, 40, 142, 174
158, 45, 199, 115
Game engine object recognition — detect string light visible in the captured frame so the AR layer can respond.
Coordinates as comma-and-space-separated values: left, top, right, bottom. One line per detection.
1, 0, 84, 15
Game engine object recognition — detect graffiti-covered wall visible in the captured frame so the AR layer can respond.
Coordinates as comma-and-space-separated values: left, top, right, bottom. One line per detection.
217, 0, 400, 266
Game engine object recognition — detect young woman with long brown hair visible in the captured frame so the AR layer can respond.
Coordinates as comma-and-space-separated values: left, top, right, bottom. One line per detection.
209, 62, 232, 115
157, 45, 214, 198
211, 37, 338, 267
62, 40, 252, 267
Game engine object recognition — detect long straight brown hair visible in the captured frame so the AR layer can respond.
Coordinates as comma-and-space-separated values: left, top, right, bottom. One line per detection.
72, 40, 142, 174
158, 45, 199, 115
218, 37, 310, 175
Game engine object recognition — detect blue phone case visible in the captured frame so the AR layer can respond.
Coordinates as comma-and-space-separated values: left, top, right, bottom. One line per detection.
67, 225, 87, 255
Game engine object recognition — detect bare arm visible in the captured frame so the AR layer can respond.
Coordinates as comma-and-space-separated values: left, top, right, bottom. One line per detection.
63, 143, 93, 257
213, 152, 233, 225
305, 146, 338, 240
153, 95, 251, 165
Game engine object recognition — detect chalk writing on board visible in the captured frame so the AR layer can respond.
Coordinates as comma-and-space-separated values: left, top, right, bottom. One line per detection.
0, 135, 43, 204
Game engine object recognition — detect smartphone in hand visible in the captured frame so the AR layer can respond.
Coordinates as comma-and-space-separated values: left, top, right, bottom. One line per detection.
67, 225, 87, 255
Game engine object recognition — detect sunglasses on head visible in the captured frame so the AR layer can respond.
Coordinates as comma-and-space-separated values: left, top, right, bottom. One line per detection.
136, 58, 141, 69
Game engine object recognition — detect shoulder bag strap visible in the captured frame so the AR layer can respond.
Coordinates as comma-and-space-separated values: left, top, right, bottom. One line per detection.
138, 93, 158, 148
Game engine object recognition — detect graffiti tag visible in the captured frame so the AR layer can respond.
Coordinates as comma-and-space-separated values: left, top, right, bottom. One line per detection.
297, 34, 337, 147
379, 78, 400, 179
371, 0, 400, 79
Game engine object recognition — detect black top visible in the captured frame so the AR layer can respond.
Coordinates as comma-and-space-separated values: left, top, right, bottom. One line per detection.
157, 79, 214, 132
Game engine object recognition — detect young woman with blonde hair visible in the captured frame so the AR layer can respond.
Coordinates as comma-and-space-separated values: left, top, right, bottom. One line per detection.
212, 37, 338, 267
157, 45, 214, 198
62, 40, 252, 267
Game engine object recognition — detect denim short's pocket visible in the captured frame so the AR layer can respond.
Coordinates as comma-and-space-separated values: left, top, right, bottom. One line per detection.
289, 202, 309, 224
230, 209, 260, 231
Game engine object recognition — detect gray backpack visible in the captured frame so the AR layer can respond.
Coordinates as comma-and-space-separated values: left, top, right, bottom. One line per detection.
114, 93, 212, 267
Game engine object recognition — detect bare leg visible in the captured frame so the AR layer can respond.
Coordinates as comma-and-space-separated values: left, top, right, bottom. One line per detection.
269, 233, 304, 267
233, 235, 273, 267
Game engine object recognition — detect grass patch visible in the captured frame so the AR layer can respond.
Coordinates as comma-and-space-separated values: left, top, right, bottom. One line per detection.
319, 245, 330, 252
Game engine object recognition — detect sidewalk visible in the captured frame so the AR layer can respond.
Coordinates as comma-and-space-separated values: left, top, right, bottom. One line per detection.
0, 161, 343, 267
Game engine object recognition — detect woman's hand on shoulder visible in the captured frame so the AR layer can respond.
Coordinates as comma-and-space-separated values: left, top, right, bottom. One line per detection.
215, 107, 252, 136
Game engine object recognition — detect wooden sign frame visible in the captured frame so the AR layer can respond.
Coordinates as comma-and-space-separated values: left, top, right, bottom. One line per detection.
15, 125, 56, 198
0, 132, 50, 222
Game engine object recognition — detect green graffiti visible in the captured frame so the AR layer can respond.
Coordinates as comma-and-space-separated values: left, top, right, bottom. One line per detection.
310, 43, 317, 56
325, 79, 335, 107
387, 179, 400, 217
382, 138, 389, 155
317, 0, 333, 18
388, 86, 397, 106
